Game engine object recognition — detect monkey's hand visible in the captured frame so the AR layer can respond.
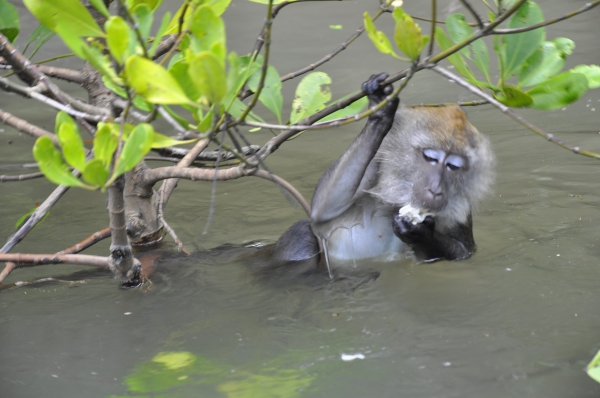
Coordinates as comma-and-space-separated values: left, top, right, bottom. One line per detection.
362, 73, 400, 121
392, 214, 435, 245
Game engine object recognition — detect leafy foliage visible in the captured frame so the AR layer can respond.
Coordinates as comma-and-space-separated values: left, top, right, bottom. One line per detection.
364, 1, 600, 111
0, 0, 19, 42
33, 113, 193, 191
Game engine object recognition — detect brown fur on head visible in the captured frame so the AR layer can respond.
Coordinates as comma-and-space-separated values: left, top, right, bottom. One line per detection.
367, 104, 495, 228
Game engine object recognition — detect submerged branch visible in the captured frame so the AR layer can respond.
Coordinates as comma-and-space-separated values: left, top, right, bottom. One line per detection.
0, 253, 109, 267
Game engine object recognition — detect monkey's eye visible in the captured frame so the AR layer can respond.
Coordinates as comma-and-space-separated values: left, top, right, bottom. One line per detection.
445, 155, 465, 171
423, 149, 441, 165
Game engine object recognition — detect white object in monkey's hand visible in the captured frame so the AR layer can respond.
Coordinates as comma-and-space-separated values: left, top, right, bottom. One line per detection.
398, 204, 435, 225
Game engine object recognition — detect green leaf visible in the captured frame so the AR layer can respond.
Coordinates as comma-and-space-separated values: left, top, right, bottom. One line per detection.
58, 123, 87, 171
330, 25, 343, 30
201, 0, 232, 16
149, 12, 171, 58
290, 72, 331, 124
570, 65, 600, 89
105, 17, 131, 64
164, 2, 192, 35
93, 123, 119, 167
526, 72, 588, 110
126, 0, 163, 11
223, 54, 261, 109
82, 159, 109, 187
494, 84, 533, 107
23, 0, 105, 37
189, 5, 225, 61
363, 12, 399, 59
126, 55, 192, 105
89, 0, 110, 18
81, 42, 123, 86
435, 27, 477, 83
248, 0, 288, 4
0, 0, 19, 42
393, 7, 428, 61
196, 107, 214, 132
162, 105, 191, 130
151, 132, 198, 148
169, 59, 201, 102
227, 98, 265, 124
518, 40, 570, 87
189, 51, 227, 105
321, 96, 368, 122
587, 349, 600, 384
446, 13, 490, 81
553, 37, 575, 55
445, 14, 471, 58
226, 52, 240, 93
502, 1, 545, 78
247, 66, 283, 123
113, 123, 154, 179
33, 136, 87, 188
23, 24, 55, 57
132, 4, 152, 43
55, 111, 77, 136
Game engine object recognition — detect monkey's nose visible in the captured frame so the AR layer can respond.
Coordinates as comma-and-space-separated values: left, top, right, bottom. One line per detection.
427, 188, 443, 198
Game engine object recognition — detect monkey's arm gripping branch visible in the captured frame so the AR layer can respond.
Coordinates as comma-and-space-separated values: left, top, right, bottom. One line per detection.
311, 74, 399, 223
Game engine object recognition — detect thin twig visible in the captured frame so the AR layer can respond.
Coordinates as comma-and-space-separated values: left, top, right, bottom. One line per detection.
0, 77, 110, 122
55, 227, 112, 255
1, 186, 71, 253
2, 64, 85, 84
157, 189, 190, 254
460, 0, 484, 28
202, 125, 228, 234
280, 6, 387, 82
251, 170, 310, 217
413, 100, 488, 107
431, 65, 600, 159
236, 0, 274, 124
427, 0, 437, 57
0, 109, 57, 143
0, 253, 109, 267
492, 0, 600, 34
0, 171, 45, 182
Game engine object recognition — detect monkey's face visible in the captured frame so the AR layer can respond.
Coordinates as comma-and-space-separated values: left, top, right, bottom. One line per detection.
412, 148, 468, 212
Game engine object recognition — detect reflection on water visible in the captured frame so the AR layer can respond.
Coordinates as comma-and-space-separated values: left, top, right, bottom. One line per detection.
2, 1, 600, 397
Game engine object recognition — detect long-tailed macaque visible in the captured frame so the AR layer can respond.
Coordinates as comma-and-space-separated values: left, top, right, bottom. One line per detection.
272, 74, 494, 270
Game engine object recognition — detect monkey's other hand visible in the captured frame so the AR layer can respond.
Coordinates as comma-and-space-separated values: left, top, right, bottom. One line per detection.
362, 73, 399, 119
392, 214, 435, 244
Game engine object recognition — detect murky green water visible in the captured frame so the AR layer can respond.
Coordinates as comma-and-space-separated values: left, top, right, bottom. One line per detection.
2, 1, 600, 397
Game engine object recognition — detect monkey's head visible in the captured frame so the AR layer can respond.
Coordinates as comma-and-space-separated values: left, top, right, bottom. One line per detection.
369, 104, 495, 228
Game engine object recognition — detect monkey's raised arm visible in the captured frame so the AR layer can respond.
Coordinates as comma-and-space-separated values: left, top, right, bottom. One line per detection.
311, 74, 399, 224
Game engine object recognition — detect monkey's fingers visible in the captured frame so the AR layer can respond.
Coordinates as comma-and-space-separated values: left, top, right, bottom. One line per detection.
362, 73, 390, 95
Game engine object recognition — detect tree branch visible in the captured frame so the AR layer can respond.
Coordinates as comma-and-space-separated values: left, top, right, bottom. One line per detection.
55, 227, 112, 255
0, 77, 110, 122
252, 170, 310, 217
0, 171, 45, 182
460, 0, 484, 28
430, 65, 600, 159
0, 253, 109, 268
0, 109, 57, 144
492, 0, 600, 34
